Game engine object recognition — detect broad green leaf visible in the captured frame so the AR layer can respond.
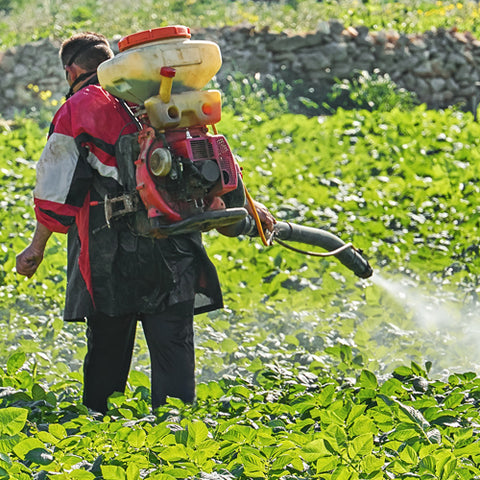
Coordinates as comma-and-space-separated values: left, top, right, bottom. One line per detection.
347, 433, 373, 459
165, 397, 185, 408
228, 385, 251, 399
56, 436, 82, 450
399, 445, 418, 464
238, 449, 266, 476
453, 427, 473, 445
332, 424, 347, 448
129, 370, 150, 388
57, 454, 87, 469
174, 427, 188, 447
362, 454, 385, 473
155, 472, 186, 480
32, 383, 46, 401
317, 408, 344, 427
128, 429, 146, 449
316, 383, 336, 407
380, 378, 404, 396
146, 424, 170, 448
357, 388, 377, 401
410, 361, 427, 377
419, 455, 436, 475
6, 352, 26, 375
300, 439, 329, 462
221, 425, 257, 444
187, 421, 209, 447
69, 471, 96, 480
126, 463, 140, 480
332, 464, 355, 480
396, 401, 430, 430
346, 404, 367, 425
440, 457, 457, 480
444, 392, 464, 409
13, 437, 46, 460
49, 423, 67, 440
0, 452, 12, 469
358, 370, 378, 389
37, 431, 59, 445
25, 447, 54, 465
316, 455, 339, 474
271, 451, 301, 470
159, 444, 189, 462
0, 407, 28, 436
453, 442, 480, 458
289, 453, 305, 472
393, 366, 413, 378
101, 465, 126, 480
389, 425, 421, 442
220, 338, 238, 353
196, 381, 224, 401
191, 440, 220, 464
350, 416, 375, 436
0, 435, 21, 454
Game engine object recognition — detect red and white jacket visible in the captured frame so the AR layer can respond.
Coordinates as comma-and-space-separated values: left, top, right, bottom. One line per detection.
34, 83, 223, 320
34, 84, 134, 232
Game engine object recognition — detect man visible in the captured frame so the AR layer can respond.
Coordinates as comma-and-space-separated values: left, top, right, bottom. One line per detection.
16, 32, 274, 414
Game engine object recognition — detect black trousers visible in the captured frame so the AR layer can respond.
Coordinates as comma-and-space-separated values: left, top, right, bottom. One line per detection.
82, 301, 195, 414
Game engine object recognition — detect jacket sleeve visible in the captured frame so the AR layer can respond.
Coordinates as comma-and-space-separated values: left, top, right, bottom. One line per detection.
33, 103, 92, 233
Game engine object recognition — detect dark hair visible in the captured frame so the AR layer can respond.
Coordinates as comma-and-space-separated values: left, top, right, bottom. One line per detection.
60, 32, 113, 71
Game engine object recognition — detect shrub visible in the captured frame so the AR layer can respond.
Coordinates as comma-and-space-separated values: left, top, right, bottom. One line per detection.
217, 72, 292, 120
327, 69, 419, 112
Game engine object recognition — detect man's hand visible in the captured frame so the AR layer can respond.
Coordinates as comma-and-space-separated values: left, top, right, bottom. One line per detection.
16, 245, 45, 278
16, 222, 52, 278
215, 195, 276, 238
247, 200, 276, 233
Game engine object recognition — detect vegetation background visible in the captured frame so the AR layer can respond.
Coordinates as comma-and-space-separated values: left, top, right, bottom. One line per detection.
0, 1, 480, 479
1, 0, 480, 47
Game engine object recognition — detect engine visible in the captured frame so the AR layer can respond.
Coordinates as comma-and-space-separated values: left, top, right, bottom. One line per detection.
136, 125, 240, 223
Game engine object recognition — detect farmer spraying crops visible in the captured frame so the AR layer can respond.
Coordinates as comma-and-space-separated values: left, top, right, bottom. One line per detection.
15, 30, 275, 414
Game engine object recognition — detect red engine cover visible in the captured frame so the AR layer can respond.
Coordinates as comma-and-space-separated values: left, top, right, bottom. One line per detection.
135, 126, 239, 223
170, 134, 238, 195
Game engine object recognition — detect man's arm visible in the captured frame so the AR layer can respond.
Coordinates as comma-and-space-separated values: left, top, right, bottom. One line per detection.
16, 222, 53, 278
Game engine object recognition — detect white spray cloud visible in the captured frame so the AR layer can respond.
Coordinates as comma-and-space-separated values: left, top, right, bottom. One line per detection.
370, 272, 480, 376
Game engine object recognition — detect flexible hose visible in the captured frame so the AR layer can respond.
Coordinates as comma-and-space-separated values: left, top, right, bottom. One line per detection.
273, 235, 354, 257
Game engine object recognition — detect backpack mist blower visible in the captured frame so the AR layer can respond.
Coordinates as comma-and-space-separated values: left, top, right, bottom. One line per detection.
97, 26, 373, 279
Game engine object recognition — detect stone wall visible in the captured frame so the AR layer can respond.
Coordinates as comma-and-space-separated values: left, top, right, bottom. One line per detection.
1, 22, 480, 119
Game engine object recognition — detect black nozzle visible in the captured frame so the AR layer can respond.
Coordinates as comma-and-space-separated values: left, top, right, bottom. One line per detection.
273, 221, 373, 278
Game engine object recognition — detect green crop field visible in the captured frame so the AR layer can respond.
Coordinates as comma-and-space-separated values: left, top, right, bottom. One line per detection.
2, 101, 480, 478
1, 1, 480, 478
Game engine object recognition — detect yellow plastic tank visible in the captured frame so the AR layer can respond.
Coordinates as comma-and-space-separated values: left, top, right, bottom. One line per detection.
97, 26, 222, 105
145, 90, 222, 129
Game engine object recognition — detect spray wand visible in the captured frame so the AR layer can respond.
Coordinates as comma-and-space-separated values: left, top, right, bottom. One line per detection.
222, 188, 373, 279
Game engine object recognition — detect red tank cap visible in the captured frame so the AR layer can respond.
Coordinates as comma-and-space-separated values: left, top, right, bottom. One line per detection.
160, 66, 176, 78
118, 25, 191, 52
